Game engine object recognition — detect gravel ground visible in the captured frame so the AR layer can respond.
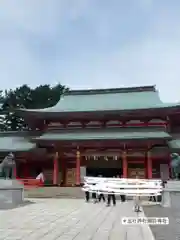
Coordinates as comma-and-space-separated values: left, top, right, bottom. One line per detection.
143, 205, 180, 240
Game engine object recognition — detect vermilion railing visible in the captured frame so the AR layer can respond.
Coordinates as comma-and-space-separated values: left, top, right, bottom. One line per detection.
17, 178, 44, 188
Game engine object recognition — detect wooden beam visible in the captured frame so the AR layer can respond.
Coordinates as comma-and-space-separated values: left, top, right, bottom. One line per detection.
39, 113, 169, 124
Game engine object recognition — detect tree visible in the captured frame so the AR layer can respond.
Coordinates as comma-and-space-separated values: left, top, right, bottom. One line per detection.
0, 90, 5, 131
2, 85, 32, 131
30, 83, 68, 109
2, 83, 68, 131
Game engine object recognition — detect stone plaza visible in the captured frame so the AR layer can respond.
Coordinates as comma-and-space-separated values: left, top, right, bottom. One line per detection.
0, 199, 155, 240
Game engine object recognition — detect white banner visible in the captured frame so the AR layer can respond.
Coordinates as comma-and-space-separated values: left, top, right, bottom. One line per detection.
82, 177, 162, 196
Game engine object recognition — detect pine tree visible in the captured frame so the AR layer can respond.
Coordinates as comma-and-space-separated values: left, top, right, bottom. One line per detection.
0, 91, 5, 131
1, 84, 68, 131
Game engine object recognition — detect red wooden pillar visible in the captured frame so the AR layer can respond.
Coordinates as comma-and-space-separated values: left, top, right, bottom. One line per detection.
145, 157, 148, 178
61, 156, 65, 186
53, 152, 59, 185
147, 151, 152, 179
76, 149, 81, 186
122, 151, 128, 178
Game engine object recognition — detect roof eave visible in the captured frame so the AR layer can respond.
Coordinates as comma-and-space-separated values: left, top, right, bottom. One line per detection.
0, 147, 36, 153
15, 105, 180, 118
33, 136, 171, 142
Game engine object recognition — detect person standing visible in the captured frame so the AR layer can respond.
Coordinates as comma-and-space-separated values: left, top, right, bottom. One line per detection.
92, 183, 98, 203
36, 170, 45, 184
98, 193, 105, 202
117, 174, 126, 202
92, 192, 98, 203
134, 174, 141, 212
149, 195, 156, 202
85, 191, 90, 202
82, 182, 90, 202
97, 175, 105, 202
107, 192, 116, 206
83, 183, 90, 202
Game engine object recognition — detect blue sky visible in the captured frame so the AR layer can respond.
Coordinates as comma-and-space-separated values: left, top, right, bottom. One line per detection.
0, 0, 180, 102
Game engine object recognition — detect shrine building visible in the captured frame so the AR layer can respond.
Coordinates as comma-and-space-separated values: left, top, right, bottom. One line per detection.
1, 85, 180, 186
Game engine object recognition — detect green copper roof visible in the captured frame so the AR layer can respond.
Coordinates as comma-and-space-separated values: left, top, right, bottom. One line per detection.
35, 129, 171, 141
17, 86, 180, 113
168, 139, 180, 150
0, 136, 36, 152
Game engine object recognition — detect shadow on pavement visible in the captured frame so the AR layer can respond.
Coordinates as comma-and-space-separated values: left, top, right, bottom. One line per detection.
0, 200, 35, 211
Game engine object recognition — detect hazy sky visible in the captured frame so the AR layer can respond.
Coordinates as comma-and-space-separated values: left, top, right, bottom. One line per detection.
0, 0, 179, 102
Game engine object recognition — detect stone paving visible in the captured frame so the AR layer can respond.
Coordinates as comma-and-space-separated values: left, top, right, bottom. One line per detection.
144, 205, 180, 240
0, 199, 154, 240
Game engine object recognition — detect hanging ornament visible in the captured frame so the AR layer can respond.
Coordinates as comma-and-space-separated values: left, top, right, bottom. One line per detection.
114, 156, 118, 160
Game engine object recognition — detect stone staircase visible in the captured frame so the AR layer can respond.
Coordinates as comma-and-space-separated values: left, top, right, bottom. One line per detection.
24, 187, 132, 200
24, 187, 85, 199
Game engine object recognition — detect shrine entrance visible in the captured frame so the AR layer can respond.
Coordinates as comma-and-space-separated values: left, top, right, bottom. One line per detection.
85, 155, 122, 177
86, 167, 122, 177
127, 162, 146, 179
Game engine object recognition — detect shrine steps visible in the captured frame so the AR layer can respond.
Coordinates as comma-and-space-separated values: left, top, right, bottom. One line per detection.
24, 187, 133, 200
24, 187, 85, 199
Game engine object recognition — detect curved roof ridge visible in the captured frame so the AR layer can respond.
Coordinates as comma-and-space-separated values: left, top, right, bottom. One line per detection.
64, 85, 156, 96
15, 85, 180, 114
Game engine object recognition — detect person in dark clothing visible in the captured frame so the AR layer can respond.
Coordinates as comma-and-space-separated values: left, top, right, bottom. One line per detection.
92, 192, 96, 199
118, 175, 126, 202
92, 192, 98, 203
107, 193, 116, 206
149, 195, 156, 202
83, 182, 90, 202
120, 194, 126, 202
162, 180, 167, 187
85, 191, 90, 202
91, 183, 98, 203
98, 193, 105, 202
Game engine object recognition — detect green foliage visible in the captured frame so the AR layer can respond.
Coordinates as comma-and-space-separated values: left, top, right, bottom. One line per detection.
0, 90, 5, 131
1, 83, 69, 131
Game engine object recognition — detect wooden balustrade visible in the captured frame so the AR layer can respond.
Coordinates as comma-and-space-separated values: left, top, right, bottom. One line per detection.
17, 178, 44, 188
